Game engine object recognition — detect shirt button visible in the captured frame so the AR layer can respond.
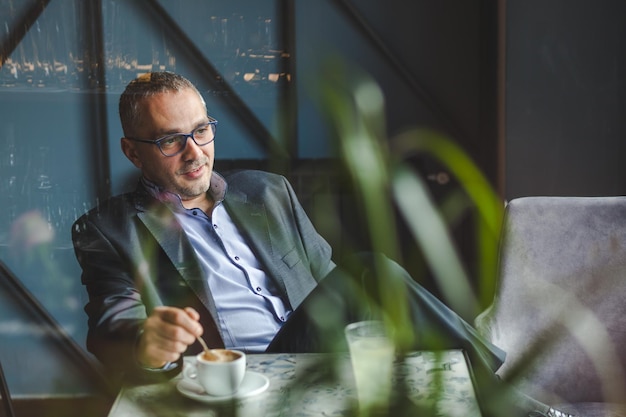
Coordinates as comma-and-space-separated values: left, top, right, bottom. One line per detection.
213, 224, 218, 228
234, 256, 240, 261
280, 316, 285, 322
192, 211, 198, 216
256, 287, 262, 292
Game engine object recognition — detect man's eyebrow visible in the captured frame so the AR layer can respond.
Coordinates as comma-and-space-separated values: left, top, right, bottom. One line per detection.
155, 120, 209, 136
195, 118, 211, 128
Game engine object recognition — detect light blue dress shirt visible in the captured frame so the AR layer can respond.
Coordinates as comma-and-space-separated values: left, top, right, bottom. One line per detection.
142, 174, 292, 352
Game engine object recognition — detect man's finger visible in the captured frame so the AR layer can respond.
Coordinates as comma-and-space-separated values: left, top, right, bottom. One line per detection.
152, 306, 202, 336
184, 306, 200, 321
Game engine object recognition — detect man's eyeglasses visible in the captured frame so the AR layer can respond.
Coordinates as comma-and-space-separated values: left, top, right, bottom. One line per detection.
126, 117, 218, 157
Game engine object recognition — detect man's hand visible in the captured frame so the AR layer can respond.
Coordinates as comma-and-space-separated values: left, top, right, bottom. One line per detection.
136, 306, 203, 368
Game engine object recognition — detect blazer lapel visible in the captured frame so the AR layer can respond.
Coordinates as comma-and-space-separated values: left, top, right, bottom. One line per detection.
135, 196, 220, 325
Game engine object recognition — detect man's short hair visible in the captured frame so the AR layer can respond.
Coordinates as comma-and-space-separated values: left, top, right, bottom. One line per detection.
119, 72, 205, 138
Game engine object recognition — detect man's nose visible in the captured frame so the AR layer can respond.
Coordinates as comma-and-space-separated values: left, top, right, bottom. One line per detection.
181, 136, 204, 160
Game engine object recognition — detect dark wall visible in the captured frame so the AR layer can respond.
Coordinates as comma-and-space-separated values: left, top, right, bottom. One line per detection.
505, 0, 626, 199
297, 0, 499, 183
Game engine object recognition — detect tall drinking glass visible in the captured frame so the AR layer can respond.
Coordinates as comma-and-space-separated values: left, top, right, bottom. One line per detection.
345, 321, 395, 416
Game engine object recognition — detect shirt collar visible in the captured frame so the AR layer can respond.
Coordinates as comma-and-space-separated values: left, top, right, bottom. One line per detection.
141, 171, 227, 212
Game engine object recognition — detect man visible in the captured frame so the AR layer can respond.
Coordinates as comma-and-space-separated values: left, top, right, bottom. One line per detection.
73, 72, 340, 380
72, 72, 571, 417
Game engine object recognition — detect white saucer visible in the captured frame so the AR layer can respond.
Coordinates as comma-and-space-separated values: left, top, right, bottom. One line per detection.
177, 371, 270, 403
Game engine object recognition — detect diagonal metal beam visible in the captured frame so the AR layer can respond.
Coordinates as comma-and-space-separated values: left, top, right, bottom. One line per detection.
140, 0, 289, 163
331, 0, 468, 143
0, 0, 50, 67
0, 260, 112, 395
0, 359, 15, 417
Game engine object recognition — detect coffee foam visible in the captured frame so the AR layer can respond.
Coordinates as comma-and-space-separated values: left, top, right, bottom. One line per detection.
201, 349, 241, 363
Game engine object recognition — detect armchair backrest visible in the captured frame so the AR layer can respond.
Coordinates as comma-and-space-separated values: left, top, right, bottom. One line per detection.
475, 196, 626, 405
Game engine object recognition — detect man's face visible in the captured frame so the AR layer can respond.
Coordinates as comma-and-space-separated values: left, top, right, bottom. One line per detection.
121, 88, 214, 206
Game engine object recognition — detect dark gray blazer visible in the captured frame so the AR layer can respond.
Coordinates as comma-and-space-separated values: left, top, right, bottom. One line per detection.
72, 170, 335, 383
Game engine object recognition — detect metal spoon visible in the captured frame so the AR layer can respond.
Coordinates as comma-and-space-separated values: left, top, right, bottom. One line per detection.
197, 336, 218, 360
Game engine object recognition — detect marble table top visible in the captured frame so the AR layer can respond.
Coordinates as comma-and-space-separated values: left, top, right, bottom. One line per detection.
107, 350, 482, 417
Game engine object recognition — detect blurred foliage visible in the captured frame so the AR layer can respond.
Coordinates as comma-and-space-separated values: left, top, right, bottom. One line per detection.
313, 57, 503, 325
304, 57, 507, 416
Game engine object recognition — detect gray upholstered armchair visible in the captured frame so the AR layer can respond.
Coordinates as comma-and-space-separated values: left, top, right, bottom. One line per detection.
475, 196, 626, 417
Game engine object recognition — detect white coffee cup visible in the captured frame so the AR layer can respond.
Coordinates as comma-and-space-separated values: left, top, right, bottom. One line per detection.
189, 349, 246, 396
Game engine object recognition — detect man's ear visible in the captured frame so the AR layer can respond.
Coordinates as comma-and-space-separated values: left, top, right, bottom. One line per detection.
121, 137, 143, 169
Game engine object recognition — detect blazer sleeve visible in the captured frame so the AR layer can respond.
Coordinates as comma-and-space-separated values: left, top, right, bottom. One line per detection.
72, 203, 183, 385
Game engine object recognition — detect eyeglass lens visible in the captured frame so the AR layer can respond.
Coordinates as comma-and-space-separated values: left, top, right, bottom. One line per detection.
159, 123, 216, 156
